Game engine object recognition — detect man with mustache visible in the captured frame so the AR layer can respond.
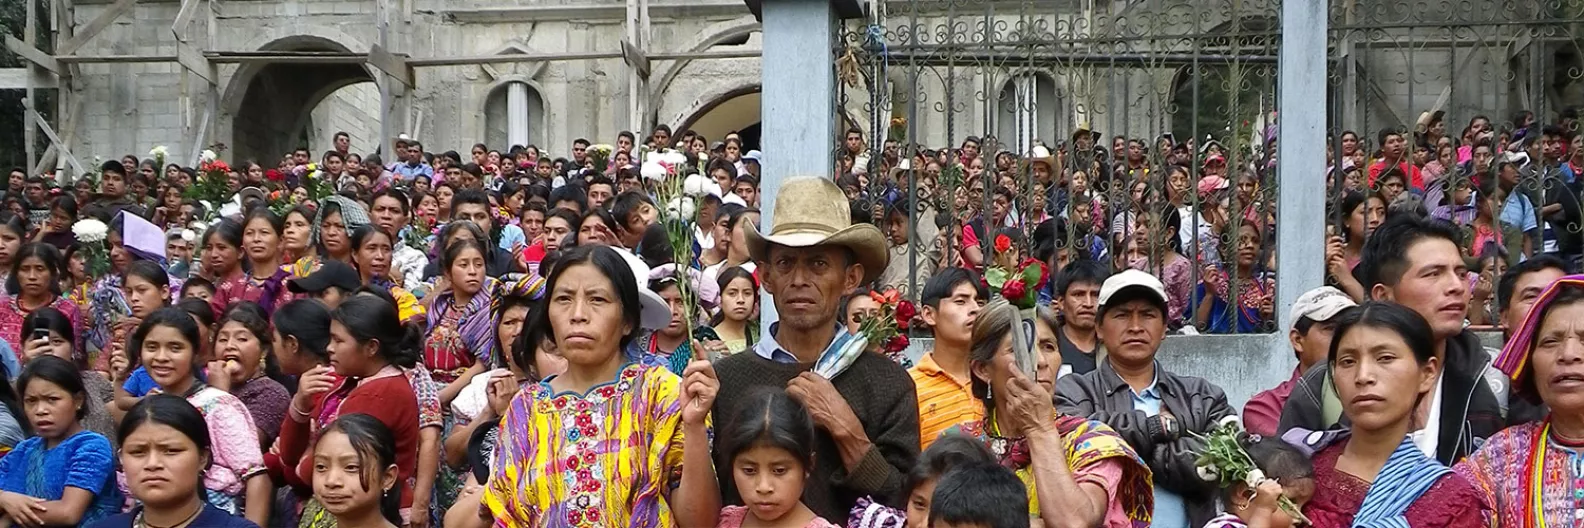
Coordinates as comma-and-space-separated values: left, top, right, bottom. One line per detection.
1057, 269, 1234, 528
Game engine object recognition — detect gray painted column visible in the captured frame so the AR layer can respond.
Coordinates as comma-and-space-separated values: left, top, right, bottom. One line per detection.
1276, 0, 1328, 331
756, 0, 838, 333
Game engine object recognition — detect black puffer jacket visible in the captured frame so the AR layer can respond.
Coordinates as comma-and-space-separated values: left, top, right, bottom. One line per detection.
1056, 360, 1234, 528
1277, 329, 1507, 465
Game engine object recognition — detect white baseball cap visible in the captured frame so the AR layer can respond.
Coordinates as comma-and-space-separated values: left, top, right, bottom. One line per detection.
1291, 286, 1356, 327
1098, 269, 1169, 309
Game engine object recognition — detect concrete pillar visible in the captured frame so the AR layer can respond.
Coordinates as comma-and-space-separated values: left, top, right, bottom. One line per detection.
508, 82, 530, 149
1276, 0, 1327, 330
754, 0, 855, 332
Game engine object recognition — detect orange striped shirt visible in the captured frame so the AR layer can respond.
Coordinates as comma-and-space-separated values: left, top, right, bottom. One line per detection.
908, 352, 984, 451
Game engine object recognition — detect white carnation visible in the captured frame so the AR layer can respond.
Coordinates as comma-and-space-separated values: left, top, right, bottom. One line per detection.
661, 151, 687, 166
200, 149, 217, 163
188, 221, 208, 233
640, 161, 668, 181
665, 197, 696, 220
71, 219, 109, 243
148, 146, 169, 158
1245, 469, 1266, 488
1218, 415, 1243, 430
682, 173, 709, 197
180, 229, 196, 243
1195, 465, 1219, 482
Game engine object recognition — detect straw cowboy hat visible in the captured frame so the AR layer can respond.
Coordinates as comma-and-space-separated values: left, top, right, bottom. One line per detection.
1027, 145, 1056, 169
745, 176, 889, 283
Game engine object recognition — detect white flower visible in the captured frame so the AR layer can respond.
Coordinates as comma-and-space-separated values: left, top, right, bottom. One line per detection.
180, 229, 196, 243
1195, 465, 1220, 482
665, 197, 696, 220
682, 173, 709, 197
1218, 415, 1243, 430
661, 151, 687, 166
1245, 469, 1266, 488
200, 149, 217, 163
148, 146, 168, 158
640, 161, 668, 181
643, 151, 664, 165
71, 219, 109, 243
188, 221, 208, 233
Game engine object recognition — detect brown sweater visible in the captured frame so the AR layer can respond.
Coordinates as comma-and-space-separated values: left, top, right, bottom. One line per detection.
711, 349, 921, 522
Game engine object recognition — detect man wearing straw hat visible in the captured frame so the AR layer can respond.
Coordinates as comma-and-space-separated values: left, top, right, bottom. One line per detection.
710, 176, 921, 521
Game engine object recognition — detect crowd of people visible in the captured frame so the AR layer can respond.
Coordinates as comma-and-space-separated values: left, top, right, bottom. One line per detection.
0, 106, 1579, 528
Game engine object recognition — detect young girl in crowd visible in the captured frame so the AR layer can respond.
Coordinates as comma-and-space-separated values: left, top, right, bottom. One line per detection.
1201, 436, 1315, 528
0, 356, 121, 527
0, 242, 83, 353
717, 388, 839, 528
110, 261, 174, 412
0, 215, 29, 287
312, 414, 405, 528
92, 394, 260, 528
20, 307, 115, 438
707, 266, 758, 356
279, 295, 420, 527
132, 306, 271, 525
423, 238, 496, 407
846, 435, 997, 528
278, 205, 314, 267
350, 226, 425, 324
201, 219, 245, 285
209, 302, 289, 448
210, 208, 292, 317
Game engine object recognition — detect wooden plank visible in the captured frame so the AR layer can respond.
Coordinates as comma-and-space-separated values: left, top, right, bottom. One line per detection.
28, 110, 85, 175
0, 68, 57, 89
171, 0, 199, 41
58, 0, 136, 55
621, 39, 650, 78
174, 41, 214, 84
366, 44, 412, 87
31, 144, 55, 176
5, 36, 57, 75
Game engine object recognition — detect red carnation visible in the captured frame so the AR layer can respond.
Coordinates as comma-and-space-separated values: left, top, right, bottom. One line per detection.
1001, 279, 1026, 300
895, 301, 917, 329
994, 234, 1013, 253
265, 169, 283, 182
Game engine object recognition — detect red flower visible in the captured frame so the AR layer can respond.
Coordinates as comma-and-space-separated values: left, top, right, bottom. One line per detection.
265, 169, 283, 182
885, 335, 910, 353
1001, 279, 1026, 300
895, 301, 917, 329
994, 234, 1013, 253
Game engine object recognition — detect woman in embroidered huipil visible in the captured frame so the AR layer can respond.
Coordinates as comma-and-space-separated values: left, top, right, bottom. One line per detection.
1458, 275, 1584, 528
279, 205, 315, 268
290, 197, 365, 278
424, 238, 496, 409
210, 209, 292, 318
132, 306, 272, 526
941, 300, 1153, 528
200, 218, 245, 287
0, 243, 82, 356
482, 245, 721, 527
1294, 302, 1489, 528
0, 356, 120, 527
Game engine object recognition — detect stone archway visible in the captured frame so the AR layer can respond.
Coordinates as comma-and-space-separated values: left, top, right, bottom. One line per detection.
674, 86, 762, 150
227, 35, 375, 163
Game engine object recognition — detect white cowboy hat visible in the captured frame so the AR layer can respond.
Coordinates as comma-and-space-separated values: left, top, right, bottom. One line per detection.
745, 176, 888, 283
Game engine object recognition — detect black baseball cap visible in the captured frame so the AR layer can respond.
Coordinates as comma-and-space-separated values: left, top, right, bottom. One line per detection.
287, 260, 361, 294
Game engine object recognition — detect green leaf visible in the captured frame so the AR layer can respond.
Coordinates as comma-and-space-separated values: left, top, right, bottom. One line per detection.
985, 267, 1009, 289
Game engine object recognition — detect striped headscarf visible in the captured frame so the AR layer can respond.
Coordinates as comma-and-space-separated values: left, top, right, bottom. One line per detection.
1492, 274, 1584, 403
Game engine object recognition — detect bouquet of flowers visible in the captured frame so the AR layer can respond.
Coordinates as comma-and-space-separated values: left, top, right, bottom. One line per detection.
148, 146, 168, 170
889, 115, 908, 142
71, 218, 110, 278
984, 234, 1048, 309
1193, 417, 1310, 524
655, 155, 708, 349
983, 233, 1049, 377
587, 144, 615, 174
406, 215, 434, 254
183, 145, 236, 221
854, 289, 917, 366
